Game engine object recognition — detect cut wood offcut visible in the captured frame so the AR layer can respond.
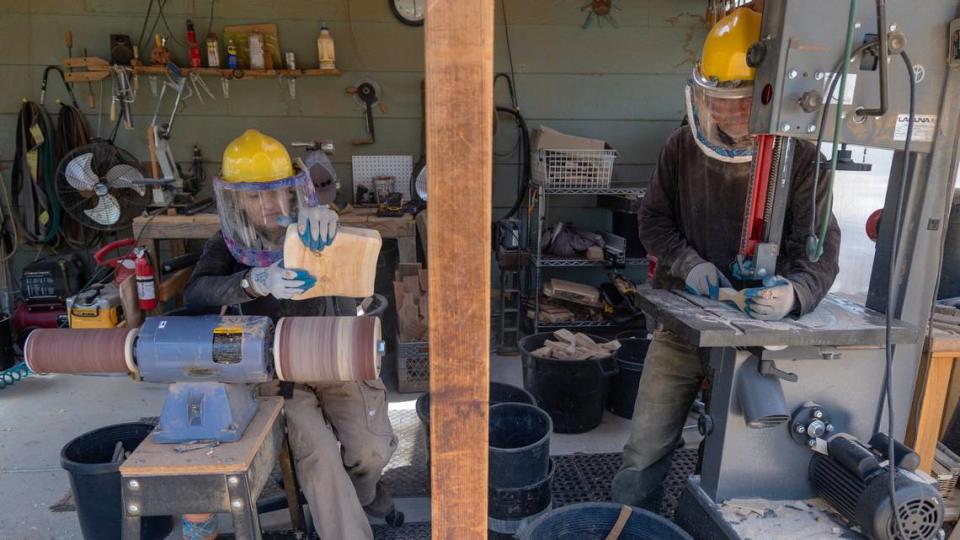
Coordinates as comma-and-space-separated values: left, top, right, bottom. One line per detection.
283, 225, 382, 299
532, 329, 621, 361
395, 263, 429, 341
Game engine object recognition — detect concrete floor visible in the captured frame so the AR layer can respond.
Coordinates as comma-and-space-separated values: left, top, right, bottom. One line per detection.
0, 354, 644, 539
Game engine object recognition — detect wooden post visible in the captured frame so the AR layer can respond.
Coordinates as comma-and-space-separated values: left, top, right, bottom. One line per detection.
425, 0, 494, 538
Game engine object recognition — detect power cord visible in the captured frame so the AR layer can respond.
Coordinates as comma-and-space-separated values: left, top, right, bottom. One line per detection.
808, 31, 915, 540
877, 49, 916, 540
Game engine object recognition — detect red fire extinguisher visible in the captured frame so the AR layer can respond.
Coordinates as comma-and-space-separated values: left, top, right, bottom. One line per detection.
134, 247, 158, 311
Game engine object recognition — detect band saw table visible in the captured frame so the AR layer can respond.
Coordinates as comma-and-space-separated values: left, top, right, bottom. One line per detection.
634, 287, 921, 537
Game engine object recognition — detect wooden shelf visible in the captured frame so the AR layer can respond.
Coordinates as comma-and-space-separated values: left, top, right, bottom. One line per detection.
133, 65, 341, 78
62, 56, 341, 83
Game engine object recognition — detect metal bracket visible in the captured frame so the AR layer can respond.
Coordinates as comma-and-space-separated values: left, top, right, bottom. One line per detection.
758, 359, 798, 382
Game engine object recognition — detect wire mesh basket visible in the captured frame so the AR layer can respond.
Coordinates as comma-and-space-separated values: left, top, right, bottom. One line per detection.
533, 148, 618, 189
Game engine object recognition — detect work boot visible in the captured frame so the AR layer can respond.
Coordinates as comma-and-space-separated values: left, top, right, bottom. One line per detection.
362, 481, 395, 519
610, 452, 673, 512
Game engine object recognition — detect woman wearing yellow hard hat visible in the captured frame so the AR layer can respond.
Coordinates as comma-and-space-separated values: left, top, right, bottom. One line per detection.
183, 129, 397, 540
214, 128, 340, 270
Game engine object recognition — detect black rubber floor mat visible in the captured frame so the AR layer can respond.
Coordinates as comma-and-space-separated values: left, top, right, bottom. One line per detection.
547, 448, 698, 520
373, 522, 432, 539
661, 447, 699, 519
372, 447, 698, 539
381, 408, 430, 497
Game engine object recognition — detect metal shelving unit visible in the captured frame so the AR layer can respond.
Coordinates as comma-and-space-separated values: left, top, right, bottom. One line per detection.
537, 320, 619, 329
525, 181, 646, 334
528, 254, 646, 268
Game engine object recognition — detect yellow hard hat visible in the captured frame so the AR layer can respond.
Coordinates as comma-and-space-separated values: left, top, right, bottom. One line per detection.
698, 7, 762, 85
221, 129, 295, 183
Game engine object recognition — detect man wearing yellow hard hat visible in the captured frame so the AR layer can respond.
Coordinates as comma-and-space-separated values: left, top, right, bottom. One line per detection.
611, 7, 840, 509
182, 129, 397, 539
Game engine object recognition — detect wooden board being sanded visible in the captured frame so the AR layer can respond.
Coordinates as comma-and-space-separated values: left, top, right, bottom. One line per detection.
282, 225, 382, 299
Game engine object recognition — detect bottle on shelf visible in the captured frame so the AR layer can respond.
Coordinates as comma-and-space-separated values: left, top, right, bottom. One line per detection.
205, 33, 220, 68
226, 40, 238, 70
317, 23, 336, 70
186, 20, 202, 67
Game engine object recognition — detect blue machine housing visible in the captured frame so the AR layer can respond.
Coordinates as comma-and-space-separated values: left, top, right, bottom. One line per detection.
135, 316, 275, 443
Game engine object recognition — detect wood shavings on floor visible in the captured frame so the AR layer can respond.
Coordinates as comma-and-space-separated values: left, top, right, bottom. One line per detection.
721, 498, 866, 539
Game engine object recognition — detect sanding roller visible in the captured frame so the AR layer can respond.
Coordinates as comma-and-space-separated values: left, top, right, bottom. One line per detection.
25, 314, 384, 443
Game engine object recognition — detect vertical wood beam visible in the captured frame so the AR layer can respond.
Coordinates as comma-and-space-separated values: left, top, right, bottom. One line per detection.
425, 0, 494, 538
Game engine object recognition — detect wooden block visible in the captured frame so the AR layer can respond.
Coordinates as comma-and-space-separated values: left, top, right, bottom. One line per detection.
419, 269, 429, 292
398, 262, 422, 280
403, 275, 421, 297
543, 279, 602, 308
909, 351, 956, 473
553, 329, 577, 344
118, 274, 144, 328
394, 282, 406, 308
719, 288, 748, 312
284, 225, 382, 300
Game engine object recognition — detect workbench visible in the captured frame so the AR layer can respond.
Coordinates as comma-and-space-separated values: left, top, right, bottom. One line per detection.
119, 397, 287, 540
132, 207, 418, 304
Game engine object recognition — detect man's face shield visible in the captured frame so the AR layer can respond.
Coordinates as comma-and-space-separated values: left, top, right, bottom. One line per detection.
214, 170, 317, 267
685, 68, 756, 163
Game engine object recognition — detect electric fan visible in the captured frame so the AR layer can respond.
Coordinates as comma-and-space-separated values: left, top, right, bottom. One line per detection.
55, 141, 150, 231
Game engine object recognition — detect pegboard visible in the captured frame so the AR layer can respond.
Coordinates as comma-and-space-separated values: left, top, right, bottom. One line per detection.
351, 155, 414, 202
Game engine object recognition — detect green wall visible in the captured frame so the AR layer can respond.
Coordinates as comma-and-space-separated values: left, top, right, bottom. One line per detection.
0, 0, 706, 277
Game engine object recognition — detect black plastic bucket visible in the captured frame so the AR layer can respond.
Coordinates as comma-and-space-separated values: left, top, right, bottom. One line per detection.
489, 458, 556, 539
61, 423, 173, 540
416, 382, 537, 429
518, 502, 693, 540
606, 336, 651, 419
489, 402, 552, 489
519, 332, 618, 433
416, 381, 536, 466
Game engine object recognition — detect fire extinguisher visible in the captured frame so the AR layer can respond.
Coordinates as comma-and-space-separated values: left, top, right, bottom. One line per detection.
134, 247, 158, 311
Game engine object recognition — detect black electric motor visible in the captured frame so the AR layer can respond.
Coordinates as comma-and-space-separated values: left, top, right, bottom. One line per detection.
809, 435, 943, 540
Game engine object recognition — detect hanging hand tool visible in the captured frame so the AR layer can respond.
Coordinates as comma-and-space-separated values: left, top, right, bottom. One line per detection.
62, 56, 111, 83
110, 65, 135, 130
40, 66, 80, 109
347, 79, 384, 145
284, 52, 297, 100
81, 47, 96, 109
148, 63, 190, 202
65, 33, 96, 109
188, 72, 215, 104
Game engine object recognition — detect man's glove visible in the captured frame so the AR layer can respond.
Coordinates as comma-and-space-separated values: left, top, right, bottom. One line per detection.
743, 276, 796, 321
249, 260, 316, 300
685, 262, 733, 299
298, 205, 339, 251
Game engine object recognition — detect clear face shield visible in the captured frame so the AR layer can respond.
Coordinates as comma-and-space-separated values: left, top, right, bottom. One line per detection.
214, 169, 317, 267
685, 68, 756, 163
